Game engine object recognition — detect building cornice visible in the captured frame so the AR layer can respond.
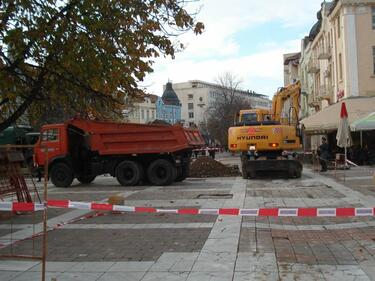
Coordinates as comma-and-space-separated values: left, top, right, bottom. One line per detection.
329, 0, 375, 18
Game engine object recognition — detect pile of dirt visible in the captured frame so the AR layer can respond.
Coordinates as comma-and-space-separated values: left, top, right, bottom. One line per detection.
189, 156, 241, 178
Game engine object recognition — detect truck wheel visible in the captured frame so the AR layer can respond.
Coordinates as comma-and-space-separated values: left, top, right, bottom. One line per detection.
147, 159, 176, 186
295, 167, 302, 178
77, 175, 96, 184
115, 161, 143, 186
50, 163, 74, 188
175, 164, 190, 182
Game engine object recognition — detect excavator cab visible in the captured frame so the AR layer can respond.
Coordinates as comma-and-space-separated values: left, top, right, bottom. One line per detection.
234, 109, 278, 126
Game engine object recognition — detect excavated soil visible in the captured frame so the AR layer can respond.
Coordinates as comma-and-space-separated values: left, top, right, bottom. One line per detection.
189, 157, 241, 178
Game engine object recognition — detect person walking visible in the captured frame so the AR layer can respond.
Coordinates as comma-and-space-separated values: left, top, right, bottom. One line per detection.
317, 137, 330, 172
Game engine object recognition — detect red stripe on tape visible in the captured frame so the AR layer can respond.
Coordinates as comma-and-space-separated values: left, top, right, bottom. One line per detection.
135, 207, 157, 213
177, 209, 199, 215
259, 208, 278, 216
91, 203, 113, 211
336, 208, 355, 217
12, 202, 34, 211
298, 208, 317, 217
219, 208, 240, 215
48, 200, 69, 208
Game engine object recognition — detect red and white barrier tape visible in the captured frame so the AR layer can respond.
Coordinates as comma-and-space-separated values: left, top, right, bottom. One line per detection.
1, 200, 374, 217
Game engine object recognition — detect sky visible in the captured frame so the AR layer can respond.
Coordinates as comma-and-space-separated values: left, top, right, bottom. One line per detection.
142, 0, 324, 98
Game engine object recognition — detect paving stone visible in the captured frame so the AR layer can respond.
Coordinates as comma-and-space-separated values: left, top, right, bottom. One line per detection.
191, 250, 237, 272
319, 265, 371, 281
55, 271, 103, 281
0, 228, 210, 262
141, 271, 189, 281
233, 271, 278, 281
97, 271, 145, 281
68, 262, 114, 272
149, 252, 199, 272
108, 261, 154, 272
28, 261, 77, 272
187, 271, 234, 281
235, 253, 277, 273
11, 271, 62, 281
0, 260, 39, 271
359, 260, 375, 281
0, 271, 21, 281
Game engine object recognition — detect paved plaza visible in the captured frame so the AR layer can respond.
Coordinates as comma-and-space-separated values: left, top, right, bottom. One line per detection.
0, 156, 375, 280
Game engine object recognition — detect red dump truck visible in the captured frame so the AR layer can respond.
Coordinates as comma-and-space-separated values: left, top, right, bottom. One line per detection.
34, 119, 204, 187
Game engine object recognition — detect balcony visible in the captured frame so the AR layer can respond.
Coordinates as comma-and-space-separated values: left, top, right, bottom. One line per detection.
307, 60, 320, 74
318, 46, 332, 60
308, 93, 320, 108
317, 85, 333, 101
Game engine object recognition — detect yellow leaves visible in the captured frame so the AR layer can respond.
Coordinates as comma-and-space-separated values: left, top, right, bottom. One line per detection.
194, 22, 205, 35
0, 0, 205, 128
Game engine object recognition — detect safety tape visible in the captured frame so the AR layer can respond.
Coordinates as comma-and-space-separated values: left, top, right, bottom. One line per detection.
0, 200, 374, 217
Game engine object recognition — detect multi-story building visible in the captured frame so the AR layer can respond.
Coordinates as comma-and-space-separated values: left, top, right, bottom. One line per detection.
300, 0, 375, 113
283, 52, 301, 86
124, 94, 158, 124
166, 80, 271, 127
299, 0, 375, 150
156, 82, 182, 124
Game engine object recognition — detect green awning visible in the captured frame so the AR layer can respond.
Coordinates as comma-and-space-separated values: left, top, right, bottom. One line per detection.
350, 112, 375, 132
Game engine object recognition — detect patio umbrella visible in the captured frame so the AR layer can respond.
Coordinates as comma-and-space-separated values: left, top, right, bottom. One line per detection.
336, 102, 352, 168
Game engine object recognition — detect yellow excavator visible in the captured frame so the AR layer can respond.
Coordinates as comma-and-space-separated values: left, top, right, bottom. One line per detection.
228, 81, 303, 178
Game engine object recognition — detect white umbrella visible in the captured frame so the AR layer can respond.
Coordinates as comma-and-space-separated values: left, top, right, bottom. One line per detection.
336, 102, 352, 169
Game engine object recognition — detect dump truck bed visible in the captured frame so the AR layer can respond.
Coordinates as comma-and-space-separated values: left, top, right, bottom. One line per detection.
68, 119, 204, 156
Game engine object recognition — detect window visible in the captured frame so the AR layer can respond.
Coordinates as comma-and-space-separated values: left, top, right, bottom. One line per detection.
337, 16, 340, 38
42, 129, 59, 142
188, 112, 194, 119
339, 53, 343, 80
241, 113, 257, 123
188, 103, 194, 110
188, 94, 193, 99
373, 46, 375, 75
146, 110, 149, 120
372, 7, 375, 29
141, 109, 144, 120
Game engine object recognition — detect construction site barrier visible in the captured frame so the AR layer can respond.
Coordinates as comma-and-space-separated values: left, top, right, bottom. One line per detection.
1, 200, 374, 217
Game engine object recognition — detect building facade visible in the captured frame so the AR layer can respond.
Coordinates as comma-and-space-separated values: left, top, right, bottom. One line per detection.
297, 0, 375, 150
283, 52, 301, 86
166, 80, 271, 128
124, 94, 157, 124
300, 0, 375, 114
156, 82, 182, 124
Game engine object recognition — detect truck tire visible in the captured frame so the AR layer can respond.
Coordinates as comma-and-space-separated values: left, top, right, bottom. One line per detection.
50, 163, 74, 188
175, 164, 189, 182
115, 160, 143, 186
147, 159, 176, 186
77, 175, 96, 184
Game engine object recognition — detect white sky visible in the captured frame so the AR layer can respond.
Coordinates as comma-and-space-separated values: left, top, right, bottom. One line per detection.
142, 0, 323, 98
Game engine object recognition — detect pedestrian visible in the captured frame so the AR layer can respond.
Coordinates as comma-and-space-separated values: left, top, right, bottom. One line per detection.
194, 149, 199, 159
317, 137, 330, 172
209, 147, 216, 159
